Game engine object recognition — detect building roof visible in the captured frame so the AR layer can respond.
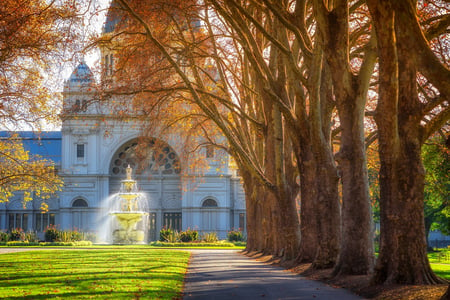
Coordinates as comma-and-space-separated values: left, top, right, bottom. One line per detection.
0, 131, 62, 164
103, 0, 122, 34
64, 61, 95, 92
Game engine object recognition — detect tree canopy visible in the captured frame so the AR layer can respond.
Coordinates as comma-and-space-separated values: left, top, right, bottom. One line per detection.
0, 134, 62, 209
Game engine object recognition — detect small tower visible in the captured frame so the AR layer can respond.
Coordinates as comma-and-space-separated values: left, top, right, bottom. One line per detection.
62, 61, 95, 115
101, 0, 123, 82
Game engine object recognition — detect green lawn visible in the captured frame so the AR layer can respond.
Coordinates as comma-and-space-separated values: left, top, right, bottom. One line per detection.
431, 263, 450, 280
0, 247, 447, 299
429, 248, 450, 280
0, 249, 190, 299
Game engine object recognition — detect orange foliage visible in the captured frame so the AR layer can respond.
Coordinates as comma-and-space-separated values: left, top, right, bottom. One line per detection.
0, 0, 79, 129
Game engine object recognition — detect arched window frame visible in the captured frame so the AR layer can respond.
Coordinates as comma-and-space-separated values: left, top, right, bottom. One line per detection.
71, 198, 89, 208
202, 198, 218, 208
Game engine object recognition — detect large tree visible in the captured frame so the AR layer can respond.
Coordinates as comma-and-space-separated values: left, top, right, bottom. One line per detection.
314, 0, 376, 275
367, 0, 449, 284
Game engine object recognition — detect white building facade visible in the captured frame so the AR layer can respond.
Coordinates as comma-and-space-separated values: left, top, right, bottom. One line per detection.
0, 4, 246, 240
0, 61, 246, 240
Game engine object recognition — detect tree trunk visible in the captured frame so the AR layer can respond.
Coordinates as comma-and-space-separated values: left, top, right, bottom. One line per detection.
314, 0, 376, 276
264, 99, 300, 260
441, 284, 450, 300
296, 144, 318, 263
368, 0, 445, 284
311, 155, 340, 269
333, 93, 374, 275
240, 169, 260, 252
308, 46, 340, 269
374, 125, 441, 284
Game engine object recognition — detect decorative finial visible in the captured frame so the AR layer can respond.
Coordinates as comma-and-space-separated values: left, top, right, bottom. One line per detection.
126, 164, 132, 180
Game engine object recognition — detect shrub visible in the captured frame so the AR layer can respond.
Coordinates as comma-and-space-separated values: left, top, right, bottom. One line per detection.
180, 229, 199, 242
8, 228, 25, 241
232, 241, 247, 247
150, 241, 235, 247
24, 231, 38, 243
227, 230, 244, 242
38, 241, 93, 246
159, 227, 173, 242
6, 241, 40, 246
44, 225, 59, 242
201, 232, 218, 243
166, 230, 181, 243
0, 231, 9, 242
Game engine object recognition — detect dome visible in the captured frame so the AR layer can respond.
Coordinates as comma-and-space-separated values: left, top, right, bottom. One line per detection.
64, 61, 95, 92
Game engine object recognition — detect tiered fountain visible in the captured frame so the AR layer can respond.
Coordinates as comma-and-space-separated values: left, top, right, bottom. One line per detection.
110, 165, 148, 244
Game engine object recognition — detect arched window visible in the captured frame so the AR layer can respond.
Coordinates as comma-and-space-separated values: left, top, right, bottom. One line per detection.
74, 99, 81, 112
71, 198, 89, 231
109, 54, 114, 75
201, 198, 218, 232
205, 145, 215, 158
110, 138, 181, 176
104, 55, 109, 75
202, 199, 218, 207
72, 198, 88, 207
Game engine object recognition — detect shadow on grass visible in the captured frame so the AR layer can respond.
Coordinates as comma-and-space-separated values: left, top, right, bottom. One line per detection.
0, 249, 189, 299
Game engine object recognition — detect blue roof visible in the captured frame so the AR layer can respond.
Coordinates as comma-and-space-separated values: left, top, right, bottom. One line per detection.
103, 1, 122, 33
0, 131, 62, 164
66, 61, 94, 89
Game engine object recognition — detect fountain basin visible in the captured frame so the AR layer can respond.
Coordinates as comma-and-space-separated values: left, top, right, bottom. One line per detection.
110, 212, 148, 244
113, 229, 145, 244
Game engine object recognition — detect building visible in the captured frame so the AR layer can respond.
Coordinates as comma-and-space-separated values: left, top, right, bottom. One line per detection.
0, 4, 246, 241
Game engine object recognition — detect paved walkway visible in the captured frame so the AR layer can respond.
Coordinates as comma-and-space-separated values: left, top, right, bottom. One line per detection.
183, 250, 364, 300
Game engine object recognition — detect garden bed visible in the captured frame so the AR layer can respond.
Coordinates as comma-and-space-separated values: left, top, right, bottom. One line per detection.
150, 241, 245, 248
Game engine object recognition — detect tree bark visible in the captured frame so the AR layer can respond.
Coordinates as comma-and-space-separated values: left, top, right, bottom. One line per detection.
240, 169, 261, 252
333, 92, 374, 275
367, 0, 445, 284
295, 143, 318, 263
311, 156, 340, 269
308, 46, 340, 269
313, 0, 375, 276
263, 97, 300, 260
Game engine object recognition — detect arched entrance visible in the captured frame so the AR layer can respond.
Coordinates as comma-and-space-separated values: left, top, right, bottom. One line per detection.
71, 198, 89, 231
108, 137, 182, 240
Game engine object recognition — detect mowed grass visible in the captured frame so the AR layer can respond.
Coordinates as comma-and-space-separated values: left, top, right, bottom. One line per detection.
0, 249, 190, 299
428, 248, 450, 280
431, 263, 450, 280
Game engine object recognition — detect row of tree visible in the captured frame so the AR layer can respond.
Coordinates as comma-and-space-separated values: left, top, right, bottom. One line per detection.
101, 0, 449, 286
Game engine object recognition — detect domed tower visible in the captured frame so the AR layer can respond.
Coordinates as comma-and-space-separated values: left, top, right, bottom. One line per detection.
62, 60, 96, 115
